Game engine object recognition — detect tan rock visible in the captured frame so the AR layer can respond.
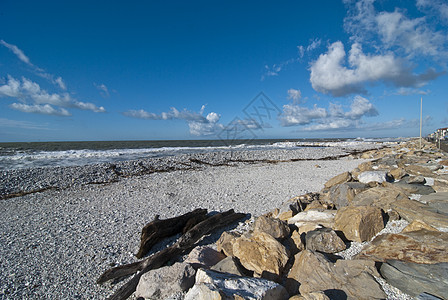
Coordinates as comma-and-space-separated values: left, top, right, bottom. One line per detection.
351, 185, 409, 210
290, 291, 330, 300
402, 219, 439, 233
334, 206, 384, 242
286, 250, 385, 299
389, 167, 407, 180
232, 231, 289, 280
217, 231, 240, 257
278, 210, 294, 221
324, 171, 351, 189
287, 210, 336, 233
303, 200, 326, 211
405, 165, 434, 176
358, 161, 373, 172
254, 215, 290, 240
391, 198, 448, 229
185, 246, 226, 269
357, 229, 448, 264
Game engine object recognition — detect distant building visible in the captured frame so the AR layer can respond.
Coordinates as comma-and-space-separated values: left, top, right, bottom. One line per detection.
430, 127, 448, 140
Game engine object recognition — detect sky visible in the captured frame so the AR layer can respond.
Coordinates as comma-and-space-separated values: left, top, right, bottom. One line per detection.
1, 0, 448, 142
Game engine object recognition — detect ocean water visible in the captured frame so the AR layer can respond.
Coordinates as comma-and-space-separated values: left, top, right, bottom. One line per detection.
0, 138, 397, 171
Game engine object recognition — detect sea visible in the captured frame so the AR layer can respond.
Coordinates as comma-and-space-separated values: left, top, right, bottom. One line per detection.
0, 138, 399, 171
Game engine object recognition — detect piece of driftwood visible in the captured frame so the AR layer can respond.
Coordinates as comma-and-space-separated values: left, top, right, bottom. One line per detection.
135, 208, 207, 258
98, 209, 246, 300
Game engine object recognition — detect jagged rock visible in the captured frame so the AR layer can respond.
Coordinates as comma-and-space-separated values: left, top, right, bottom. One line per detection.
217, 231, 241, 257
358, 161, 373, 172
285, 229, 304, 255
305, 227, 346, 253
211, 256, 246, 276
287, 210, 336, 231
406, 165, 434, 176
323, 182, 369, 209
380, 260, 448, 299
184, 268, 289, 300
391, 198, 448, 229
392, 181, 435, 195
416, 292, 445, 300
389, 167, 407, 180
254, 216, 290, 240
324, 171, 351, 189
386, 209, 400, 221
405, 175, 427, 184
357, 171, 391, 184
135, 262, 196, 299
402, 220, 439, 233
419, 192, 448, 215
351, 185, 408, 210
232, 231, 289, 280
357, 229, 448, 264
286, 250, 385, 299
290, 291, 330, 300
185, 245, 226, 269
334, 206, 384, 242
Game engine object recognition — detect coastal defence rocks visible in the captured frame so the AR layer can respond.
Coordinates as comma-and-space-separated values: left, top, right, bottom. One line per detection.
105, 138, 447, 299
179, 138, 447, 300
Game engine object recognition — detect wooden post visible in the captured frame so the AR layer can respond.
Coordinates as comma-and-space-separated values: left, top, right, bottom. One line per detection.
420, 97, 422, 149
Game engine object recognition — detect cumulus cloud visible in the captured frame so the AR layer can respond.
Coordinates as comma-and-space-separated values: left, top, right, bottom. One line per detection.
0, 75, 105, 115
417, 0, 448, 23
10, 103, 71, 116
124, 106, 224, 136
279, 95, 378, 131
309, 41, 443, 96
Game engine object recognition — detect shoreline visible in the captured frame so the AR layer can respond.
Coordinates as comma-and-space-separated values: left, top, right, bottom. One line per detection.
1, 143, 384, 200
0, 145, 377, 299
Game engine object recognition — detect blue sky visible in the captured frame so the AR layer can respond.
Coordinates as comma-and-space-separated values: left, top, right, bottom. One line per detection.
1, 0, 447, 142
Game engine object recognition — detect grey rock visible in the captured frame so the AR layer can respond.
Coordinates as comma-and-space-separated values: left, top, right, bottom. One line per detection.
135, 262, 196, 299
393, 181, 435, 195
211, 256, 245, 276
326, 182, 369, 209
305, 227, 346, 254
380, 260, 448, 299
416, 292, 444, 300
185, 268, 289, 300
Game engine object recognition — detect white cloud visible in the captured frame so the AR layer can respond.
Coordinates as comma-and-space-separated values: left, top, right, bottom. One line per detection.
344, 0, 448, 59
0, 40, 31, 65
417, 0, 448, 23
10, 103, 71, 116
262, 58, 298, 80
280, 95, 378, 131
309, 41, 442, 97
55, 77, 66, 90
124, 106, 225, 136
0, 76, 21, 97
393, 87, 430, 96
287, 89, 302, 104
0, 75, 105, 115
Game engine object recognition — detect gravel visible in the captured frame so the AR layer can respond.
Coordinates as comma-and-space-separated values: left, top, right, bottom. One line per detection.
0, 146, 373, 299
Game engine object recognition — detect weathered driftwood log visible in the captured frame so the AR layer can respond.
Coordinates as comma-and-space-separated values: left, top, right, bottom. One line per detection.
98, 209, 246, 300
135, 208, 208, 258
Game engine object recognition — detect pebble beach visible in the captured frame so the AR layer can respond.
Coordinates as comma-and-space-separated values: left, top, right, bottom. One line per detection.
0, 143, 381, 299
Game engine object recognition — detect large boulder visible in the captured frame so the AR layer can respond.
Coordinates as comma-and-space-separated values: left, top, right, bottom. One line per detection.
380, 260, 448, 299
357, 171, 391, 184
391, 198, 448, 229
184, 268, 289, 300
135, 262, 196, 299
287, 210, 336, 232
185, 245, 226, 269
334, 206, 384, 242
211, 256, 246, 276
323, 182, 369, 209
351, 185, 408, 210
290, 292, 330, 300
254, 215, 290, 240
324, 171, 352, 189
232, 231, 289, 280
217, 231, 241, 257
405, 165, 435, 176
305, 227, 346, 253
357, 229, 448, 264
286, 250, 385, 299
